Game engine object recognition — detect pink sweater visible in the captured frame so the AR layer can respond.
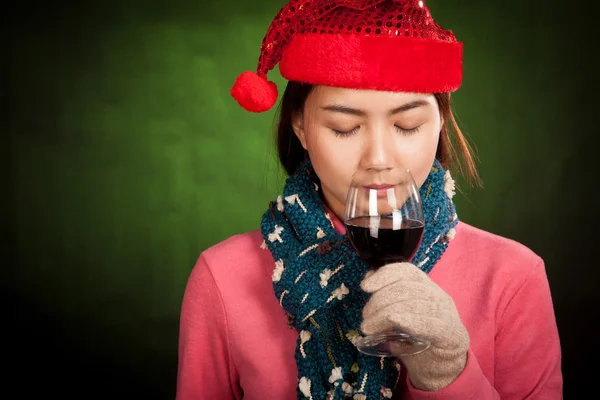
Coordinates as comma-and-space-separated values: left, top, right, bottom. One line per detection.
176, 219, 563, 399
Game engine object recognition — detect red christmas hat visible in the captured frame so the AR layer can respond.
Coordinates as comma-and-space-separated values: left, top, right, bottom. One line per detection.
231, 0, 463, 113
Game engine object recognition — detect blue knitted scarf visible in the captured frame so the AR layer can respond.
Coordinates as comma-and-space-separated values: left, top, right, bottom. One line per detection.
260, 159, 458, 400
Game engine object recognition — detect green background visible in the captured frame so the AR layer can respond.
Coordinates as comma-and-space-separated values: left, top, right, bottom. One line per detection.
6, 0, 596, 398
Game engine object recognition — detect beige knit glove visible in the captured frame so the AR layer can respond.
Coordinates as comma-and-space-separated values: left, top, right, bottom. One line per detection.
360, 263, 470, 391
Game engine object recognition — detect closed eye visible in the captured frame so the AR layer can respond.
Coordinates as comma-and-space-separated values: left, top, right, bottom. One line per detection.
395, 125, 422, 135
333, 125, 422, 137
332, 126, 360, 137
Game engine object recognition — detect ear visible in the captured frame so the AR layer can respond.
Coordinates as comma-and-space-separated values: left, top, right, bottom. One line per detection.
291, 111, 308, 150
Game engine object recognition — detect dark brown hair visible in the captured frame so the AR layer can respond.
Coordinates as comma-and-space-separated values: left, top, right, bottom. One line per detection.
274, 81, 482, 187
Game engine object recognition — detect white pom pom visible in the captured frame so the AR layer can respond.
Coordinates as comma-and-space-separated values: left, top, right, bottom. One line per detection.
300, 330, 312, 344
444, 170, 456, 199
272, 259, 285, 282
316, 227, 326, 239
329, 367, 343, 383
342, 382, 353, 394
446, 227, 456, 241
332, 284, 349, 300
299, 377, 312, 398
319, 269, 332, 288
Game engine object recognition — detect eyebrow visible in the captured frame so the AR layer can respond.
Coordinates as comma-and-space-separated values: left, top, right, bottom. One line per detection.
321, 99, 429, 116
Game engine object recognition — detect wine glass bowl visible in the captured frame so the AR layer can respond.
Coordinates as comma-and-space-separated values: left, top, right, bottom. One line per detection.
344, 166, 430, 357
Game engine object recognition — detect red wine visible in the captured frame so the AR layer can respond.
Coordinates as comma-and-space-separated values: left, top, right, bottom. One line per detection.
346, 216, 424, 269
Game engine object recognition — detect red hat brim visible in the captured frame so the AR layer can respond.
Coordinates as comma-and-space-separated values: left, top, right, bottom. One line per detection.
279, 33, 463, 93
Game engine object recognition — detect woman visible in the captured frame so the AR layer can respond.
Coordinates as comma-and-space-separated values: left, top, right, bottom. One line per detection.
176, 0, 563, 399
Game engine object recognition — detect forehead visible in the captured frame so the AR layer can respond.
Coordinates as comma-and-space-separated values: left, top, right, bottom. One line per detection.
307, 85, 435, 109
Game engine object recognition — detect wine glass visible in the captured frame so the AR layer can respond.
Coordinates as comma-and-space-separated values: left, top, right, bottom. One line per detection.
344, 166, 430, 357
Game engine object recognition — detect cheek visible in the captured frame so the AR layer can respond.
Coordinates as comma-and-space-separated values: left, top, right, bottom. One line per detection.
303, 126, 357, 203
401, 128, 440, 188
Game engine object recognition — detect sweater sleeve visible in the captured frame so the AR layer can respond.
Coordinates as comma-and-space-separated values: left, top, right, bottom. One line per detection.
176, 254, 239, 400
406, 258, 563, 399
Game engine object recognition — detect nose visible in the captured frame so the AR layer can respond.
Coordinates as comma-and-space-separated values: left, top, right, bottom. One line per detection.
359, 125, 395, 170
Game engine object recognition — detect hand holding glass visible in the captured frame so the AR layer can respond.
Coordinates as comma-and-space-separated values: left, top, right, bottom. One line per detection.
344, 166, 430, 357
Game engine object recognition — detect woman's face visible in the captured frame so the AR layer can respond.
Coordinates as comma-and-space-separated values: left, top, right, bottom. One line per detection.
292, 85, 442, 222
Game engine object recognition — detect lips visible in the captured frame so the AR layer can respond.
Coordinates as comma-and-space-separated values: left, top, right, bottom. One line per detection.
364, 184, 393, 190
364, 184, 394, 197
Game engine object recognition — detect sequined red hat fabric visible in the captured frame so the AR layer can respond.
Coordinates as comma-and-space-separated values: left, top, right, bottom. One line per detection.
230, 0, 463, 113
